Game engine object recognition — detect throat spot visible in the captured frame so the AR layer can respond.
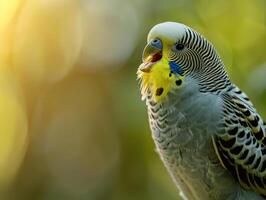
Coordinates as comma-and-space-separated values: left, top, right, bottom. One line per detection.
175, 79, 182, 86
156, 88, 164, 96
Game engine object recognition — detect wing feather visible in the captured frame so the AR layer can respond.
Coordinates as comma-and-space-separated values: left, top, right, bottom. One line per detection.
213, 86, 266, 196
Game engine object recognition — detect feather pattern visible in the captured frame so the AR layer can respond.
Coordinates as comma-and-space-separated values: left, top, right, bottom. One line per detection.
138, 22, 265, 199
168, 27, 231, 94
145, 81, 265, 200
213, 85, 266, 197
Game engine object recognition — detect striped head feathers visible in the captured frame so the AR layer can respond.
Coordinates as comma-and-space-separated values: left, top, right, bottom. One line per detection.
137, 22, 231, 102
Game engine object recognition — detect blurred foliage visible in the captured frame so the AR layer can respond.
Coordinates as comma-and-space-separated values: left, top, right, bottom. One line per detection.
0, 0, 265, 200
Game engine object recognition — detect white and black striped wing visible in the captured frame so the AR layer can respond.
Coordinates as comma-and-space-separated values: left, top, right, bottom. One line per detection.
213, 87, 266, 197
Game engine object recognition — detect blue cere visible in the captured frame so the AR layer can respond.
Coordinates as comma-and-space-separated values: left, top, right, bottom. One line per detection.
150, 39, 162, 50
169, 61, 183, 75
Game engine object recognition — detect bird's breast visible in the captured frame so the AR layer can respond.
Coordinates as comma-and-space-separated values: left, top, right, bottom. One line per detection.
146, 90, 237, 200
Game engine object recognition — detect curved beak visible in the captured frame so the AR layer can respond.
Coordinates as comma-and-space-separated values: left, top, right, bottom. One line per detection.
139, 39, 163, 73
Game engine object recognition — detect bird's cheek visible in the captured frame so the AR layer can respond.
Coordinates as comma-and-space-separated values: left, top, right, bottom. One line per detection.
149, 63, 182, 102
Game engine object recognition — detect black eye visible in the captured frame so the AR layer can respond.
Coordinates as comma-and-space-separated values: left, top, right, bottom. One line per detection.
174, 43, 185, 51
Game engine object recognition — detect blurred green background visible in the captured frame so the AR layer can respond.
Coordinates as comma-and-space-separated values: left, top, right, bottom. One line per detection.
0, 0, 265, 199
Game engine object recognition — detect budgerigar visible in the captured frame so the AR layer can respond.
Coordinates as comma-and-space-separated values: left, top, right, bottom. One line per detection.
137, 22, 266, 200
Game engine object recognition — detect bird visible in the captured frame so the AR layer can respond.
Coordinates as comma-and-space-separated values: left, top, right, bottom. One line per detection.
137, 22, 266, 200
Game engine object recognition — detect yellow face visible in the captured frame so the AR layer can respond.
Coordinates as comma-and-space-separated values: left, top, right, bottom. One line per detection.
137, 39, 184, 102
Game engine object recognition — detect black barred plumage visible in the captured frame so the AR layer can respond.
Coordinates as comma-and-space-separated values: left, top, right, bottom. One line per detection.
169, 27, 231, 93
213, 86, 266, 197
138, 22, 265, 200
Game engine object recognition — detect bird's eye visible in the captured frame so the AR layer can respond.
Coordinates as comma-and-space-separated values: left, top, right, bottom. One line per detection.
173, 43, 185, 51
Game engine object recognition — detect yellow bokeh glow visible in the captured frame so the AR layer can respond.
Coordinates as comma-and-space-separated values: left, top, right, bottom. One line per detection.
0, 68, 27, 188
0, 0, 264, 199
12, 0, 83, 84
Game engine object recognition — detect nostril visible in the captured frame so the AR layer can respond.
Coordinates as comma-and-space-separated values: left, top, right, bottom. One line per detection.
150, 39, 162, 50
151, 52, 162, 62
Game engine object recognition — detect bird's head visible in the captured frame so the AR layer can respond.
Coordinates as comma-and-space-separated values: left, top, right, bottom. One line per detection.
137, 22, 230, 102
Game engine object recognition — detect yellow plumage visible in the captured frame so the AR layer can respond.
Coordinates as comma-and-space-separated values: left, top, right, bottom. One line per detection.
138, 56, 182, 102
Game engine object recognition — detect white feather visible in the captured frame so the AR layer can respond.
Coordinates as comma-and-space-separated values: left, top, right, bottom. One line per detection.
147, 22, 188, 43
